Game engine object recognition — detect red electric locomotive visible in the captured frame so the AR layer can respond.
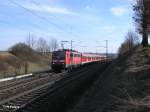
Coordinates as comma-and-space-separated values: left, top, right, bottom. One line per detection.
51, 49, 82, 72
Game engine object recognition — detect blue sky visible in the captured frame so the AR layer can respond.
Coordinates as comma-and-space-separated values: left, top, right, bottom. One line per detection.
0, 0, 134, 53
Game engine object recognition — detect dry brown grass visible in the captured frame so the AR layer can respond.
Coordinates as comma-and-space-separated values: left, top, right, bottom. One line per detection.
108, 46, 150, 112
0, 51, 51, 78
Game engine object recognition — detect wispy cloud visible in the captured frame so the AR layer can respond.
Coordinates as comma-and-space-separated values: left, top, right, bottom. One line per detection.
110, 6, 127, 16
25, 4, 76, 15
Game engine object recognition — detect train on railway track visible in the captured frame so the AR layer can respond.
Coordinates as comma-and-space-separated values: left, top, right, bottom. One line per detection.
51, 49, 107, 72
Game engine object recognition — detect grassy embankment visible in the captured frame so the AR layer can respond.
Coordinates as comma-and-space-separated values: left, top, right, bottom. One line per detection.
0, 51, 51, 78
104, 46, 150, 112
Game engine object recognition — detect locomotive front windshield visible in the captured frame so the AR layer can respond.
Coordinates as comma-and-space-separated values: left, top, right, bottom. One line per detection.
52, 51, 65, 60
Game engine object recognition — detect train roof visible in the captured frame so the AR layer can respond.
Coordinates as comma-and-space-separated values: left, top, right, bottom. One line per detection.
55, 49, 80, 53
53, 50, 106, 57
82, 53, 106, 57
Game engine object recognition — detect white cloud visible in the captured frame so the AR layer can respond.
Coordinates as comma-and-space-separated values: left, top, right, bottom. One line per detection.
25, 4, 76, 15
110, 6, 127, 16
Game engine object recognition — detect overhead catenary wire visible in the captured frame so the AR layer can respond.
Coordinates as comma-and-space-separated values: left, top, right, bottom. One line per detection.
0, 19, 56, 38
0, 20, 31, 31
7, 0, 67, 32
3, 0, 70, 39
29, 0, 80, 38
7, 0, 79, 37
29, 0, 74, 29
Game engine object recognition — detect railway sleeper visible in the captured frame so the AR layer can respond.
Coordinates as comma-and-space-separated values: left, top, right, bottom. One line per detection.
9, 100, 24, 104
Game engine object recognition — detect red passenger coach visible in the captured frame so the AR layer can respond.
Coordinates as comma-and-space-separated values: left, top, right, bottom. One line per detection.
81, 53, 104, 64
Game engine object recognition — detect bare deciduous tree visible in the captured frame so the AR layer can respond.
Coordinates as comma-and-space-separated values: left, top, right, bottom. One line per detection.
118, 31, 139, 55
125, 31, 139, 49
36, 37, 49, 55
9, 42, 38, 62
9, 43, 33, 57
26, 33, 36, 49
133, 0, 150, 46
49, 38, 59, 52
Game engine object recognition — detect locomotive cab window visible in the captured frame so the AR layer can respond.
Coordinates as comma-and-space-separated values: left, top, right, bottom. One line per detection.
52, 51, 65, 60
70, 53, 73, 57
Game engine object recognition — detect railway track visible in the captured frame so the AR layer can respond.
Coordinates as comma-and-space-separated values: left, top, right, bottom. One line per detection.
0, 71, 66, 112
17, 63, 109, 112
0, 62, 110, 112
0, 71, 56, 89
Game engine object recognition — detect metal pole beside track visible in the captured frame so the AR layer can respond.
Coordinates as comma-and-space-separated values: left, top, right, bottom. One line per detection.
105, 40, 108, 60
